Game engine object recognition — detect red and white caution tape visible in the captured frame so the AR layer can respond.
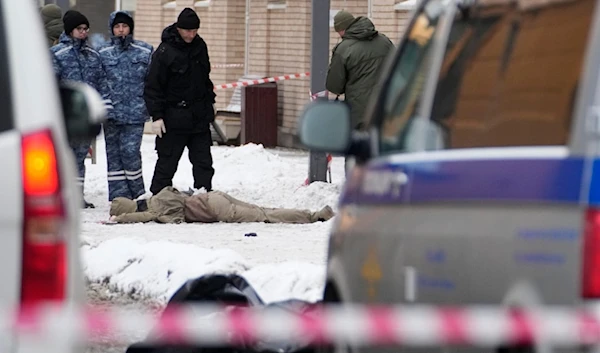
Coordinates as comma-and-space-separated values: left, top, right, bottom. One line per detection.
7, 304, 600, 347
309, 89, 329, 100
211, 63, 245, 69
213, 72, 310, 90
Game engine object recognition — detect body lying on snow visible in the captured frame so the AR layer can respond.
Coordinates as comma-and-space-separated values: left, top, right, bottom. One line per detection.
109, 186, 335, 224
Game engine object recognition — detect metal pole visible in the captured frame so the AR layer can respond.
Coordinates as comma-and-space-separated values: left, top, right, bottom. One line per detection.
308, 0, 330, 183
115, 0, 122, 11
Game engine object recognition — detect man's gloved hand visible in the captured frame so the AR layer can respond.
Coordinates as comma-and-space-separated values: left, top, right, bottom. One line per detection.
152, 119, 166, 138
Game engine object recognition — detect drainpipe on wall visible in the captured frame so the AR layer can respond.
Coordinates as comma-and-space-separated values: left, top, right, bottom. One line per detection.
115, 0, 122, 11
368, 0, 372, 19
244, 0, 250, 76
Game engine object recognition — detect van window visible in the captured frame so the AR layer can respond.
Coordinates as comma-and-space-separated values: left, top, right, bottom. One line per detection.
377, 0, 449, 155
429, 0, 595, 149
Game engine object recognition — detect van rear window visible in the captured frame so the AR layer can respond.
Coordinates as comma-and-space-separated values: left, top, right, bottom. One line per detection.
430, 0, 595, 148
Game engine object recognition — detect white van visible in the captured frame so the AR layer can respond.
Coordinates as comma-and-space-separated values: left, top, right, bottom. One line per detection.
0, 0, 105, 352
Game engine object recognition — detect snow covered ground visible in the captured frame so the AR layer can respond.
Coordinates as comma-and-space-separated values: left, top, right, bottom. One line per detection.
81, 132, 345, 305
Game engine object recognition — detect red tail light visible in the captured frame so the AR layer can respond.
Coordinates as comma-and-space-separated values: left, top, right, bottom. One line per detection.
20, 129, 67, 304
582, 208, 600, 297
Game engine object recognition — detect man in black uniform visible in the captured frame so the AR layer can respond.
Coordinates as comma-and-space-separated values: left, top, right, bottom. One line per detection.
144, 8, 216, 194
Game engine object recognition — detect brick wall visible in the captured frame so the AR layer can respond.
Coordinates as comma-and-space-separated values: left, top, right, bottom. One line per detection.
279, 0, 312, 140
371, 0, 413, 44
135, 0, 166, 48
194, 0, 246, 110
265, 1, 312, 146
248, 0, 268, 76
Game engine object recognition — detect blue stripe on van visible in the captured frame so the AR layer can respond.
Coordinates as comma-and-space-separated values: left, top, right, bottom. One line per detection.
339, 156, 600, 206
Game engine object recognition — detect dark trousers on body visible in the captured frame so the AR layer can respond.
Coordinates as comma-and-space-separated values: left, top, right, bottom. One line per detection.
150, 129, 214, 195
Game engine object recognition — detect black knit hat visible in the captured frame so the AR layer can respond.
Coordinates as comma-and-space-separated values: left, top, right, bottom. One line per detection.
176, 8, 200, 30
63, 10, 89, 35
113, 12, 134, 33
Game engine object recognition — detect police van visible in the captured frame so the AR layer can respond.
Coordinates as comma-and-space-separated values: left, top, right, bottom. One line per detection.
300, 0, 600, 351
0, 0, 105, 351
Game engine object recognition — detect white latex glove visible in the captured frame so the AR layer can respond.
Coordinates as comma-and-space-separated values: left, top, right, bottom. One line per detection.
152, 119, 166, 138
135, 191, 153, 201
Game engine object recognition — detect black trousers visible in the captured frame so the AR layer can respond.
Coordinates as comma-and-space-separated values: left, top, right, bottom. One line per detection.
150, 129, 214, 194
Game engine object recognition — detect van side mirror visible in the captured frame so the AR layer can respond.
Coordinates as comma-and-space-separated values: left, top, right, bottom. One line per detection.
298, 101, 352, 153
59, 81, 106, 142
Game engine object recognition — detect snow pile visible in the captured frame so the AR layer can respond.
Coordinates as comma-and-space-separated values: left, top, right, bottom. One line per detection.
212, 143, 341, 210
83, 237, 326, 304
83, 238, 250, 301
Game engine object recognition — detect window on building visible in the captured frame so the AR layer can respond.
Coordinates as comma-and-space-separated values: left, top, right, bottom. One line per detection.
267, 0, 286, 10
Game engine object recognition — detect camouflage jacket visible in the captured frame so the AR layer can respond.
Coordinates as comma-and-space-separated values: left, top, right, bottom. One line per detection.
51, 32, 114, 116
98, 11, 153, 125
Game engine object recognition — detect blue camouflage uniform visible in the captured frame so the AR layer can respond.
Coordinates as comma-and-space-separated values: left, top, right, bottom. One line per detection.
51, 32, 114, 197
98, 11, 153, 201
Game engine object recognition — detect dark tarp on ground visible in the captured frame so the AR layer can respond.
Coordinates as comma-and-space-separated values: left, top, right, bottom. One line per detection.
126, 274, 321, 353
